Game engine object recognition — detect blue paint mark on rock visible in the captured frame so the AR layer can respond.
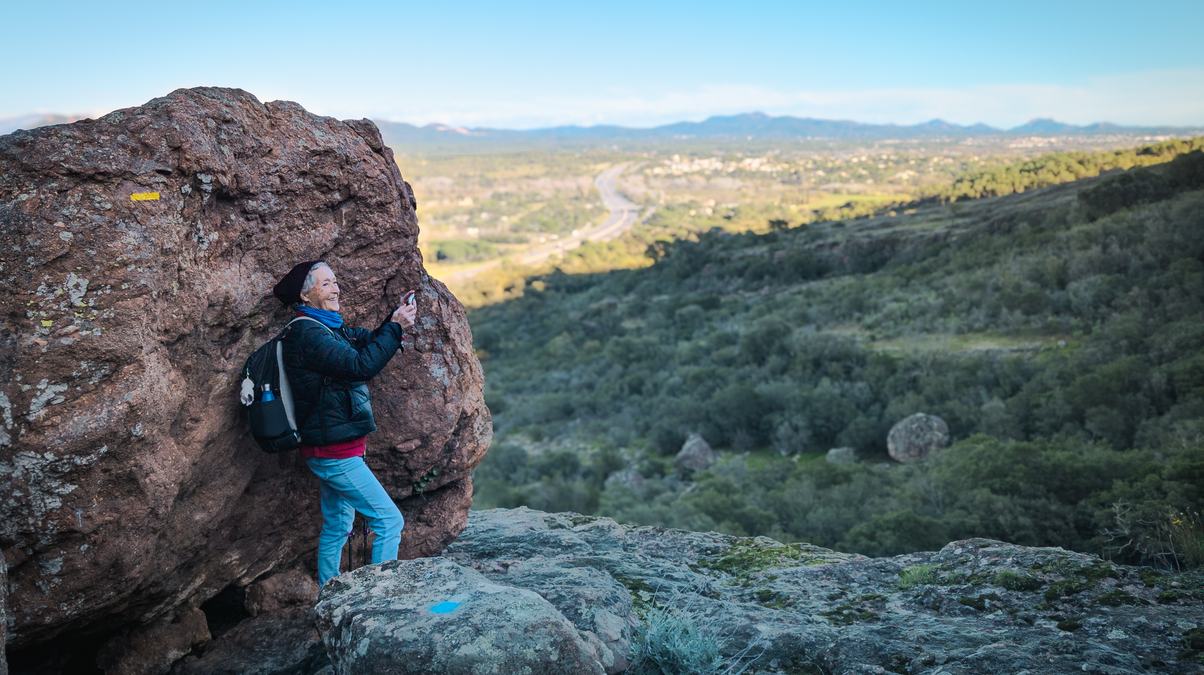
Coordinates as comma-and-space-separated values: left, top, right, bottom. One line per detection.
430, 600, 461, 614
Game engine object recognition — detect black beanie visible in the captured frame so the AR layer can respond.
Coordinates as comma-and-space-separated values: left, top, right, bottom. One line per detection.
273, 260, 324, 306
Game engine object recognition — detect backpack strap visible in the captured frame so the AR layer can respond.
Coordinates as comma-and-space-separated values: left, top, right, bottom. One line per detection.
279, 316, 341, 442
282, 315, 337, 339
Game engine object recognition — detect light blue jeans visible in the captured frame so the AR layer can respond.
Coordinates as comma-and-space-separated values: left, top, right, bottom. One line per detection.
306, 456, 405, 587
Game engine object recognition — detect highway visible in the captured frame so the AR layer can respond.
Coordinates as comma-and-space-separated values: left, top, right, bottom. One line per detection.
515, 162, 642, 265
439, 163, 647, 283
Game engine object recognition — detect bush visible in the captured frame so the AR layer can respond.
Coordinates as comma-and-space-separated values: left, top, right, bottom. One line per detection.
740, 317, 791, 365
629, 605, 723, 675
841, 511, 950, 557
1102, 502, 1204, 572
430, 238, 499, 262
1079, 171, 1174, 220
628, 587, 764, 675
897, 563, 939, 589
651, 423, 687, 456
706, 383, 769, 447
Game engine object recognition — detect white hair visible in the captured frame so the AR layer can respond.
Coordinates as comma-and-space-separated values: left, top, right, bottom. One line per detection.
298, 261, 334, 305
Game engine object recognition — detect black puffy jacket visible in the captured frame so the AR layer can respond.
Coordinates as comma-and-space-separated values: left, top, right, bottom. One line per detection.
281, 314, 404, 446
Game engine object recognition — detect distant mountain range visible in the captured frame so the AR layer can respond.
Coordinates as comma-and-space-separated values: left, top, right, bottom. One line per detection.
4, 110, 1200, 150
376, 113, 1203, 151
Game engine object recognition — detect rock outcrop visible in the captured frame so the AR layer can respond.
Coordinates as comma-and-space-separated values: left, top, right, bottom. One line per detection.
0, 87, 491, 660
674, 432, 717, 475
887, 412, 950, 462
1, 549, 8, 675
300, 508, 1204, 674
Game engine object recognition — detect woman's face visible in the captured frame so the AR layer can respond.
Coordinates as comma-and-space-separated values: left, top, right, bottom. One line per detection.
300, 265, 341, 312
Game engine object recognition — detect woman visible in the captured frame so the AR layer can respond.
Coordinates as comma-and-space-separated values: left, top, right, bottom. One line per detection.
272, 259, 417, 588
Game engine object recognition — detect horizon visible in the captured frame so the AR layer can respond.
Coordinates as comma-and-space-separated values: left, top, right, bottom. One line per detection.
370, 110, 1200, 132
7, 106, 1202, 136
4, 1, 1204, 129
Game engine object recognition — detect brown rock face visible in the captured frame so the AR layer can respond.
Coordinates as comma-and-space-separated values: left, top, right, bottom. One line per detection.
0, 87, 491, 654
168, 608, 328, 675
95, 607, 211, 675
243, 567, 317, 617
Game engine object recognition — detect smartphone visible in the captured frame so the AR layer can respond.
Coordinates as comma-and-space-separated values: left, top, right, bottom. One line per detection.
403, 290, 416, 306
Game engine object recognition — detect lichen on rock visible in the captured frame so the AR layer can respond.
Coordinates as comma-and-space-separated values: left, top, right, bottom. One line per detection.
887, 411, 950, 462
313, 557, 606, 674
373, 508, 1199, 674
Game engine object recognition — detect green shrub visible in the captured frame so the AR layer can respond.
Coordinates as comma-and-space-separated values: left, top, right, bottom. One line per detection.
430, 238, 499, 263
628, 588, 765, 675
1078, 171, 1174, 220
629, 605, 724, 674
898, 564, 939, 589
992, 570, 1042, 591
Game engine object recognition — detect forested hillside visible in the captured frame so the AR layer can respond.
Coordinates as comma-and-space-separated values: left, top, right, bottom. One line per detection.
469, 151, 1204, 570
933, 136, 1204, 202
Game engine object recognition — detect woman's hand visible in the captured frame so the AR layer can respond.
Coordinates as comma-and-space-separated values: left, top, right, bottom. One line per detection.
391, 290, 417, 328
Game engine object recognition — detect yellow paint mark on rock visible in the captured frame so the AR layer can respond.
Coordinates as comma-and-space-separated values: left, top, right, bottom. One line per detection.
130, 192, 160, 201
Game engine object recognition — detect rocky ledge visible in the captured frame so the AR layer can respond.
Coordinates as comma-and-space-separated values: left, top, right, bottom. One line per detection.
186, 507, 1203, 674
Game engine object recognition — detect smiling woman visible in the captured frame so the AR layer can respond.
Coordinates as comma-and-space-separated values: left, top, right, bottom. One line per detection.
272, 259, 418, 587
300, 263, 341, 311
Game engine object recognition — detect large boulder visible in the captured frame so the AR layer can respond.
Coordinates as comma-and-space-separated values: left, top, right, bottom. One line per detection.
674, 432, 716, 475
603, 467, 645, 494
243, 568, 318, 618
887, 411, 950, 462
168, 609, 328, 675
0, 87, 490, 658
94, 607, 210, 675
313, 557, 605, 674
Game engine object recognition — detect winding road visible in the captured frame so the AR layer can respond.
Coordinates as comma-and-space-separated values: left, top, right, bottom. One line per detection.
440, 163, 647, 283
515, 162, 643, 265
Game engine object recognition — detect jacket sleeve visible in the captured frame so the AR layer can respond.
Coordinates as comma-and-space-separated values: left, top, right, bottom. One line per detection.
346, 316, 405, 351
295, 319, 403, 381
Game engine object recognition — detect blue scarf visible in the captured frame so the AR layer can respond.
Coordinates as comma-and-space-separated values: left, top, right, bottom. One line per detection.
295, 303, 344, 329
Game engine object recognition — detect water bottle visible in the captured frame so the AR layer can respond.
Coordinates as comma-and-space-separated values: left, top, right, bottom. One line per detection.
262, 383, 275, 403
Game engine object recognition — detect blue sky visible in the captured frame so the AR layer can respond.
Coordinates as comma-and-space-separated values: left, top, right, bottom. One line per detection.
5, 0, 1204, 128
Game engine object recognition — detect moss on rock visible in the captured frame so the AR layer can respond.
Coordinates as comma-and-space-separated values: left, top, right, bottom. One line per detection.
752, 588, 794, 609
821, 602, 880, 626
958, 592, 1003, 611
1056, 617, 1082, 632
1096, 590, 1145, 607
1139, 568, 1164, 587
1044, 578, 1090, 602
898, 564, 939, 589
698, 538, 843, 581
613, 572, 656, 616
992, 570, 1042, 592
